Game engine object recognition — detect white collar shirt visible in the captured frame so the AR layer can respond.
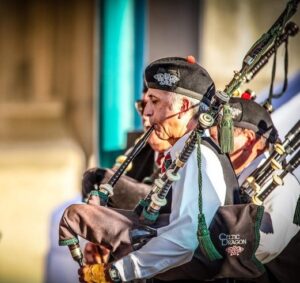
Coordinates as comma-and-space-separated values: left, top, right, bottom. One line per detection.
115, 132, 227, 281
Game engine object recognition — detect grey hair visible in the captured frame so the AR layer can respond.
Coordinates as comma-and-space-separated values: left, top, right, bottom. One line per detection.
168, 92, 199, 116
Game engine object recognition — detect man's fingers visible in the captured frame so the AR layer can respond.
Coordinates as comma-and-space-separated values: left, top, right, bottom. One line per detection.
84, 242, 94, 252
83, 243, 111, 265
99, 245, 111, 256
98, 245, 111, 264
84, 242, 101, 264
94, 253, 102, 264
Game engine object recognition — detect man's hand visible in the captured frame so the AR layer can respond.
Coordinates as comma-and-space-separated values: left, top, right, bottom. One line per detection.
82, 168, 107, 200
78, 263, 112, 283
84, 242, 110, 264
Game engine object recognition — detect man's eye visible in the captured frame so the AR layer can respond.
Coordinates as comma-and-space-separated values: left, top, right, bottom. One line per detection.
151, 99, 158, 104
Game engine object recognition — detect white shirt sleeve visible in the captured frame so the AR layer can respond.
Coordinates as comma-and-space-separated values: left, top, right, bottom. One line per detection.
114, 140, 226, 281
238, 154, 300, 263
256, 173, 300, 263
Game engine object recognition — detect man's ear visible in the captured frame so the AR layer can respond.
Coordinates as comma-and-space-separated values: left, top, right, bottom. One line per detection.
245, 129, 257, 146
179, 98, 190, 118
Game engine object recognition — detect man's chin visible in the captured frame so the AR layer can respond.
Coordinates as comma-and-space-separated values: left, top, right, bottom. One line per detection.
154, 128, 162, 137
153, 125, 168, 140
155, 133, 169, 141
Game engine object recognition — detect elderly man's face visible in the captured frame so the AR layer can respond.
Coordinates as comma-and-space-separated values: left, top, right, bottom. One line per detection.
143, 88, 189, 144
210, 126, 249, 155
135, 93, 172, 153
209, 126, 219, 144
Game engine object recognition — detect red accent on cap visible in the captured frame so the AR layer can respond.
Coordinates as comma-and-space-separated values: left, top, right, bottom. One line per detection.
241, 91, 252, 100
187, 55, 196, 64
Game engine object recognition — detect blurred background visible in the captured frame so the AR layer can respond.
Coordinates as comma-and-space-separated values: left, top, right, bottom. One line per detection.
0, 0, 299, 282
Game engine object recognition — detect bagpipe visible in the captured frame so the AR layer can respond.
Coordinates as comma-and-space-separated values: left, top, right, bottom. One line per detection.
240, 120, 300, 205
58, 0, 300, 278
89, 125, 154, 207
58, 126, 154, 267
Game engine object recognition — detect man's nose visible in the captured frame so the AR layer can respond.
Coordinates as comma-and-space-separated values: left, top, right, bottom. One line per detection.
143, 102, 153, 117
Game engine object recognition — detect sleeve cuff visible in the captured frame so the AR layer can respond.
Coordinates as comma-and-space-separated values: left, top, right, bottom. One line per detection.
114, 255, 136, 282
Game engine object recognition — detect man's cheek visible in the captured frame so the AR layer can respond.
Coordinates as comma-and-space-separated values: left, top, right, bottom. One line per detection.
213, 134, 219, 144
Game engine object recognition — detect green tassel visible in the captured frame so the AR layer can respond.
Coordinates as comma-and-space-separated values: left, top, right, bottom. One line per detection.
220, 104, 234, 153
197, 214, 222, 261
293, 195, 300, 226
251, 205, 265, 272
196, 132, 222, 261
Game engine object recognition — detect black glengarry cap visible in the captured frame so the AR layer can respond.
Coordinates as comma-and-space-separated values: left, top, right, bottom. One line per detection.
229, 97, 278, 143
144, 56, 215, 106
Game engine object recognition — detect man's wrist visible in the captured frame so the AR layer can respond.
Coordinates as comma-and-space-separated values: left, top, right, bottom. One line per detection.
107, 264, 122, 283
